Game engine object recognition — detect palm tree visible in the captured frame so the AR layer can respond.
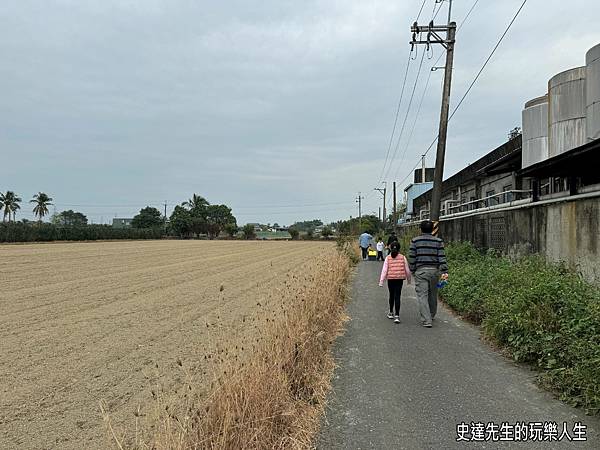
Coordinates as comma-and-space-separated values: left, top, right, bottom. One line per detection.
30, 192, 53, 222
182, 194, 209, 210
0, 191, 22, 222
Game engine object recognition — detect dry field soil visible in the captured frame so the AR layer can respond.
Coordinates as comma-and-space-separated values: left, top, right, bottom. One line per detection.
0, 240, 332, 449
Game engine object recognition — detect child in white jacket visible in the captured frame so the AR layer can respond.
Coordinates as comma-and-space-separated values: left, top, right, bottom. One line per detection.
379, 242, 412, 323
376, 239, 385, 261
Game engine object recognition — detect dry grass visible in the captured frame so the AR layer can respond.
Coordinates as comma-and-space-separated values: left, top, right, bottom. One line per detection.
126, 248, 353, 450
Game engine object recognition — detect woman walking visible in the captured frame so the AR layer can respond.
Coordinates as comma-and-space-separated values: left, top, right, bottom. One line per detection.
379, 242, 411, 324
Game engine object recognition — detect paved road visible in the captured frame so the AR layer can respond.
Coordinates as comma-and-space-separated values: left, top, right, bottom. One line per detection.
317, 261, 600, 449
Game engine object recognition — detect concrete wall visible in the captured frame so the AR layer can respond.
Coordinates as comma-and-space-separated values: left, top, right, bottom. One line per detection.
402, 196, 600, 283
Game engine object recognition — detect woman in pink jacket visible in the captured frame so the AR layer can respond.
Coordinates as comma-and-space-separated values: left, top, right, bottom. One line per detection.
379, 242, 412, 323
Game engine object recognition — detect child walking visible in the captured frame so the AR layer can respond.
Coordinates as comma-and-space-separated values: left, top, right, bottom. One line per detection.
376, 238, 385, 261
379, 241, 411, 324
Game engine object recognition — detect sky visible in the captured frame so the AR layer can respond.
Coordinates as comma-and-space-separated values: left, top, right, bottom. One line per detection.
2, 0, 600, 225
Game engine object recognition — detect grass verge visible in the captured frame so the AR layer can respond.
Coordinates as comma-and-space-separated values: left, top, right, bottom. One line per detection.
441, 242, 600, 415
119, 247, 354, 449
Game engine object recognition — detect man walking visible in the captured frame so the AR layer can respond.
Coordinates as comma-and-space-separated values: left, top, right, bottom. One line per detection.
358, 231, 373, 261
408, 220, 449, 328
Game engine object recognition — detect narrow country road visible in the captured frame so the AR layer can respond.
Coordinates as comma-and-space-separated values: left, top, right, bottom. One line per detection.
317, 260, 600, 449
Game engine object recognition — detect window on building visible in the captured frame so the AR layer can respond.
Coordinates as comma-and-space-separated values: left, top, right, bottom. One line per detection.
486, 190, 496, 207
502, 184, 512, 203
470, 196, 477, 210
539, 178, 551, 196
553, 177, 568, 193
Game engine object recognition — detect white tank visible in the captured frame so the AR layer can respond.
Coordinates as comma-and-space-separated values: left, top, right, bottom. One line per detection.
521, 95, 549, 168
586, 43, 600, 142
548, 67, 587, 157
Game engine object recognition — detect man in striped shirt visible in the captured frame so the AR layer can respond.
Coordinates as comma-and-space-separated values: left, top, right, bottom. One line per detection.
408, 220, 449, 328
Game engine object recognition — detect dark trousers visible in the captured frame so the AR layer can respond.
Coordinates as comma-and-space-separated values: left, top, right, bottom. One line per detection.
387, 279, 404, 316
360, 246, 368, 259
377, 251, 384, 261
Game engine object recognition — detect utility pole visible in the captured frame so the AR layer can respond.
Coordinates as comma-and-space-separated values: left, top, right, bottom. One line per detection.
374, 182, 387, 229
393, 181, 397, 230
421, 154, 426, 183
163, 201, 168, 233
355, 193, 364, 231
411, 4, 456, 235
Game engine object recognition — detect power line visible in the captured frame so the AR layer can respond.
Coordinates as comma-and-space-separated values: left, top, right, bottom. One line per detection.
449, 0, 528, 121
432, 0, 444, 20
392, 0, 482, 189
369, 0, 482, 210
376, 0, 439, 186
382, 47, 427, 182
234, 206, 356, 217
52, 200, 352, 210
394, 0, 524, 190
232, 201, 351, 209
392, 66, 435, 180
378, 53, 412, 184
382, 0, 444, 183
416, 0, 428, 22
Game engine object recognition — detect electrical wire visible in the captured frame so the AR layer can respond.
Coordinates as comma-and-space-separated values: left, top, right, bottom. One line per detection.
376, 0, 437, 186
382, 48, 427, 183
378, 53, 413, 185
392, 67, 434, 180
449, 0, 528, 121
393, 0, 525, 189
416, 0, 428, 22
382, 0, 441, 183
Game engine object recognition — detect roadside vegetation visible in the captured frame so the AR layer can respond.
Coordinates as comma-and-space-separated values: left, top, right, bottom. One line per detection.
133, 245, 354, 449
441, 242, 600, 415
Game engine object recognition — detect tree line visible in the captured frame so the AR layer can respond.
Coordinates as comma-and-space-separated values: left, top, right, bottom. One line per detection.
0, 191, 241, 242
0, 189, 378, 242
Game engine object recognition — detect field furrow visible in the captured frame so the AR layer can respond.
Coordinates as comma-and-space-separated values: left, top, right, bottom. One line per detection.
0, 240, 333, 450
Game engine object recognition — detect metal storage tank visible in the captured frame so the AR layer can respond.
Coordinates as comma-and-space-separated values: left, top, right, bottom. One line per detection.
548, 67, 587, 157
521, 94, 548, 168
586, 43, 600, 142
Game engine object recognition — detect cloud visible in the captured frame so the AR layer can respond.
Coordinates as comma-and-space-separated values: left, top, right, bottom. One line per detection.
1, 0, 600, 224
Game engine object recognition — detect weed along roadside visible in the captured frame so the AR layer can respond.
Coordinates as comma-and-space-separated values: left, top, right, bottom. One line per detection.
441, 242, 600, 415
123, 244, 355, 449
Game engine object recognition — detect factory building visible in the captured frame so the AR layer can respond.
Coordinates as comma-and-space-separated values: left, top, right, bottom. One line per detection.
411, 42, 600, 221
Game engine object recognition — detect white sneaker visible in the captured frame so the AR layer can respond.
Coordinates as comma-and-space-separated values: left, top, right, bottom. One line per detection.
387, 312, 394, 319
394, 316, 401, 324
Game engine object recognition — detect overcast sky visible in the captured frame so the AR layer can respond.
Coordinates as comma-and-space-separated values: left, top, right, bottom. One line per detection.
2, 0, 599, 225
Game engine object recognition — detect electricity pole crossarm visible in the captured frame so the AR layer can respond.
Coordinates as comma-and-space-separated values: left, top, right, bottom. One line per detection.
411, 21, 454, 48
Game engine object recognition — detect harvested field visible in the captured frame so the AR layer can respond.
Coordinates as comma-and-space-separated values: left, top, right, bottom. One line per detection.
0, 240, 334, 449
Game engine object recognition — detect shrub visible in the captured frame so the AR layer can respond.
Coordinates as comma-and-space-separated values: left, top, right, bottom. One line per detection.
241, 224, 256, 240
288, 228, 300, 240
441, 242, 600, 414
0, 222, 163, 242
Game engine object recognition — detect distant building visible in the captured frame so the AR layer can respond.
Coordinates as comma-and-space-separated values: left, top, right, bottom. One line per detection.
402, 167, 435, 222
112, 218, 133, 228
246, 223, 263, 232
